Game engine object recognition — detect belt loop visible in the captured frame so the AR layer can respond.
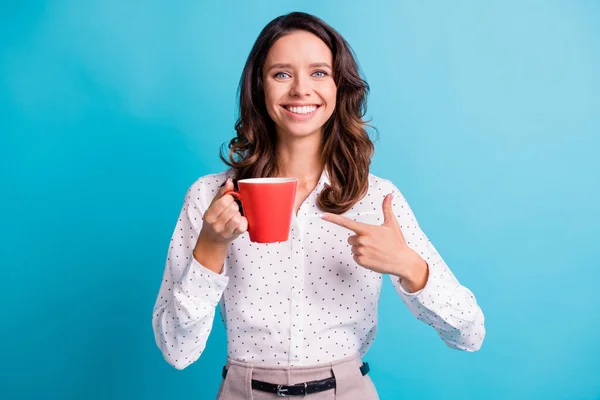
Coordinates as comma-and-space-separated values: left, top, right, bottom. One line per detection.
245, 365, 254, 399
331, 357, 365, 396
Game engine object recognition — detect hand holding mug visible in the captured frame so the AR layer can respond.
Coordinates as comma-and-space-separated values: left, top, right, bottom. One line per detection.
199, 178, 248, 245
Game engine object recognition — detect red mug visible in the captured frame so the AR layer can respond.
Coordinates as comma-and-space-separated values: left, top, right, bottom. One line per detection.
224, 178, 298, 243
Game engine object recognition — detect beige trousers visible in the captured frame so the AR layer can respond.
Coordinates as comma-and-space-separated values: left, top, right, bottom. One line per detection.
216, 354, 379, 399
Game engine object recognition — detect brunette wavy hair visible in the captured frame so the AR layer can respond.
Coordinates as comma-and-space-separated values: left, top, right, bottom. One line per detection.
219, 11, 377, 214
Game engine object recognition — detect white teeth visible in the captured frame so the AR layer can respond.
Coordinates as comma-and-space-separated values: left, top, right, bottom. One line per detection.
286, 105, 318, 114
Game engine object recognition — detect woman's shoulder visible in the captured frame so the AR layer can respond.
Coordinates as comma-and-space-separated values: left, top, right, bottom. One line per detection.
184, 168, 234, 200
192, 168, 234, 186
367, 171, 401, 194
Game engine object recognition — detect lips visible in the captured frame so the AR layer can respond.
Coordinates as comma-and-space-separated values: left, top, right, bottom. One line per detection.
279, 105, 320, 121
282, 104, 321, 114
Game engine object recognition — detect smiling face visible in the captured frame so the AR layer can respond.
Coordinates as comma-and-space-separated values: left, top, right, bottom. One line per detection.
262, 30, 337, 140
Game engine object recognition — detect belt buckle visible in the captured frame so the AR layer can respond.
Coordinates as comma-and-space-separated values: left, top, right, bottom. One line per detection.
277, 381, 308, 397
276, 384, 289, 397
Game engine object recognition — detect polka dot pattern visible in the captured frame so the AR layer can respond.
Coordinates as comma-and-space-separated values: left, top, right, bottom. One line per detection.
152, 168, 486, 369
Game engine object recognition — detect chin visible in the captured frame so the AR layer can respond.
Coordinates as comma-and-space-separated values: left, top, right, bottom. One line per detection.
281, 125, 324, 137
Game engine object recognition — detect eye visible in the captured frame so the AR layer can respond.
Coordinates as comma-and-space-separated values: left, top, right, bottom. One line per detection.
312, 70, 329, 78
274, 72, 291, 79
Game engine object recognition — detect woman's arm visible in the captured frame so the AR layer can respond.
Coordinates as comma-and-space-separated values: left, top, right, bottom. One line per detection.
152, 180, 229, 369
387, 182, 486, 352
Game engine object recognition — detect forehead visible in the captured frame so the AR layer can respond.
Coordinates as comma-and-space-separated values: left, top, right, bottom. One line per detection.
265, 30, 332, 66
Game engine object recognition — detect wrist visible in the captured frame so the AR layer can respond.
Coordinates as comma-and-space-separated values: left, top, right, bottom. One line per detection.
401, 258, 429, 293
193, 233, 230, 274
196, 231, 230, 251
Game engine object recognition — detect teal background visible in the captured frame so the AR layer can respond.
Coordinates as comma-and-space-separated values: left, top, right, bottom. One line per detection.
2, 1, 599, 399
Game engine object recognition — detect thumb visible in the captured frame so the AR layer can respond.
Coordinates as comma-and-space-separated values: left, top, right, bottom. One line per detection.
382, 193, 397, 227
223, 177, 234, 189
214, 178, 234, 203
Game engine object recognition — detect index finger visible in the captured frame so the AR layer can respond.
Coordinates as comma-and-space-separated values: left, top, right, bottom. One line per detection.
320, 213, 371, 234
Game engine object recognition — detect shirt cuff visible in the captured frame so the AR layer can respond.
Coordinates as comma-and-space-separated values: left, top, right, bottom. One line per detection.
395, 261, 445, 310
397, 277, 426, 296
176, 255, 229, 307
395, 260, 430, 297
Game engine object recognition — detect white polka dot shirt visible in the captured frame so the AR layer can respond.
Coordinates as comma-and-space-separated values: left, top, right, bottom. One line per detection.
152, 168, 486, 369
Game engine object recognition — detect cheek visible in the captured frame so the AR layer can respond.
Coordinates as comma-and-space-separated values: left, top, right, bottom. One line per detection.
263, 83, 279, 120
263, 83, 274, 105
323, 85, 337, 115
263, 82, 286, 113
323, 81, 337, 102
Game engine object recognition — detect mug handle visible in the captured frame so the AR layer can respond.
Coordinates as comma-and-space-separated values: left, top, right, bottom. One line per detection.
223, 190, 241, 201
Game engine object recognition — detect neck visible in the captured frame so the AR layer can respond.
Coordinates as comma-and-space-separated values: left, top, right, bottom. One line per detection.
275, 129, 324, 186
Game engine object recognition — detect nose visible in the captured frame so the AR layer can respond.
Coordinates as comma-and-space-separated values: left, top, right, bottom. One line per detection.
290, 74, 311, 97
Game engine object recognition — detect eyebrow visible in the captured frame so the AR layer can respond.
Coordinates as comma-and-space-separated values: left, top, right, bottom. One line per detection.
266, 62, 332, 72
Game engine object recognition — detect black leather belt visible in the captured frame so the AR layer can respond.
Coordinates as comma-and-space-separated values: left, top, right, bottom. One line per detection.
222, 362, 369, 397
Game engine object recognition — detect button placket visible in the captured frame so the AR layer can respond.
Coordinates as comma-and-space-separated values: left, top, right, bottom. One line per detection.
288, 215, 306, 364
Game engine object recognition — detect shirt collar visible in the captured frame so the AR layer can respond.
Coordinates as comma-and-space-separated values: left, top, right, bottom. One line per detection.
318, 167, 331, 189
227, 167, 330, 187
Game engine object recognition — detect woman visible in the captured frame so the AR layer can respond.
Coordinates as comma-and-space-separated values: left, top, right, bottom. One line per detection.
152, 11, 485, 399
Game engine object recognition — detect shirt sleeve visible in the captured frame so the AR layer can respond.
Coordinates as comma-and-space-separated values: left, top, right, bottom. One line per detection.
385, 181, 486, 352
152, 179, 229, 369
